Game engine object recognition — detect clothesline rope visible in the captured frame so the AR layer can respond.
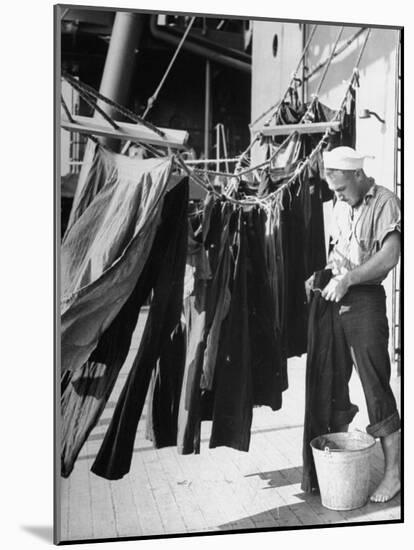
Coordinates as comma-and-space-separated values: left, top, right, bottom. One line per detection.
185, 157, 239, 164
304, 27, 367, 83
60, 91, 101, 146
144, 17, 196, 119
237, 25, 343, 175
66, 79, 171, 160
62, 26, 371, 208
249, 24, 318, 130
236, 24, 318, 172
263, 28, 371, 205
300, 26, 344, 124
61, 94, 75, 123
62, 72, 166, 138
62, 76, 167, 155
134, 141, 166, 158
74, 81, 121, 131
195, 130, 298, 180
175, 152, 265, 208
121, 15, 197, 155
177, 28, 371, 209
238, 25, 368, 172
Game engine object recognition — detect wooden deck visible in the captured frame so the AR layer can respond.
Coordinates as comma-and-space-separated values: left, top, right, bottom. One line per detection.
59, 312, 401, 542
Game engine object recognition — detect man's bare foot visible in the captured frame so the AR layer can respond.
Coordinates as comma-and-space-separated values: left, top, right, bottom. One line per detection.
370, 470, 400, 503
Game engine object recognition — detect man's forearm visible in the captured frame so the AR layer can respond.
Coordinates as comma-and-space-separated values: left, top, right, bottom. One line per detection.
344, 234, 400, 286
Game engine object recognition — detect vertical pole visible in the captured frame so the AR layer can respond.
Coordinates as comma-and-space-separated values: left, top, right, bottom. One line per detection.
392, 31, 402, 377
54, 6, 62, 543
215, 123, 220, 171
221, 124, 229, 174
70, 12, 144, 223
96, 12, 145, 150
204, 59, 211, 160
301, 24, 307, 106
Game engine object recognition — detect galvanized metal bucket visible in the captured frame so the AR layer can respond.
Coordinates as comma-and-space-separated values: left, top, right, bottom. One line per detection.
310, 431, 376, 511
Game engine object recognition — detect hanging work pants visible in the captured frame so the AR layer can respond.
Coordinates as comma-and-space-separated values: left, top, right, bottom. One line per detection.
302, 269, 401, 492
209, 209, 253, 451
60, 147, 183, 477
90, 179, 189, 480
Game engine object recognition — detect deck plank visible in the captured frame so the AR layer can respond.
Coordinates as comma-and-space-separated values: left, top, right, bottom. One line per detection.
59, 349, 401, 539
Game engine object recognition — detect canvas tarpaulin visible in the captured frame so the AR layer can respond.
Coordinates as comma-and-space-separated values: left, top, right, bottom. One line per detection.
60, 146, 186, 476
61, 146, 183, 376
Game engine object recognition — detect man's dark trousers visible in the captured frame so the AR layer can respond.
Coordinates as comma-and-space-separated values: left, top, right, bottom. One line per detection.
331, 283, 400, 438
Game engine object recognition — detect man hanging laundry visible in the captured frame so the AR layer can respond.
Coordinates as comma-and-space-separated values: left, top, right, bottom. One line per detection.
305, 146, 401, 503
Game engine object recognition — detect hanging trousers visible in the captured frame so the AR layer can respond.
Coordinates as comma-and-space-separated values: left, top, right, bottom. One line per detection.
209, 209, 253, 451
90, 179, 189, 480
302, 269, 401, 492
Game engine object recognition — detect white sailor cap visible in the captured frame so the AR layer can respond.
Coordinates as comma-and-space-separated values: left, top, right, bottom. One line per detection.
323, 146, 367, 170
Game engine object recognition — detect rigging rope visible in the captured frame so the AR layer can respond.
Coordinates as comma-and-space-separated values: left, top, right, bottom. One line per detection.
61, 24, 372, 205
61, 90, 100, 146
144, 17, 196, 119
299, 26, 344, 123
238, 25, 369, 172
175, 152, 263, 208
62, 72, 166, 138
74, 83, 120, 131
61, 94, 75, 124
249, 24, 318, 129
177, 27, 372, 208
303, 28, 366, 83
230, 27, 343, 189
121, 16, 197, 155
133, 141, 165, 158
196, 131, 298, 179
67, 79, 168, 157
263, 28, 372, 204
236, 24, 318, 172
61, 20, 197, 162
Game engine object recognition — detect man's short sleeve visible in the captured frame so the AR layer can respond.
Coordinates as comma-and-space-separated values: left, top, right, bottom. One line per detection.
375, 195, 401, 248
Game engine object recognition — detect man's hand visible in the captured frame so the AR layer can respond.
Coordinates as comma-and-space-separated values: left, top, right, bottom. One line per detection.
321, 273, 350, 302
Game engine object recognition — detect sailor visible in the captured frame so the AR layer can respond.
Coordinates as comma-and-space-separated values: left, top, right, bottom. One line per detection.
306, 146, 401, 503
